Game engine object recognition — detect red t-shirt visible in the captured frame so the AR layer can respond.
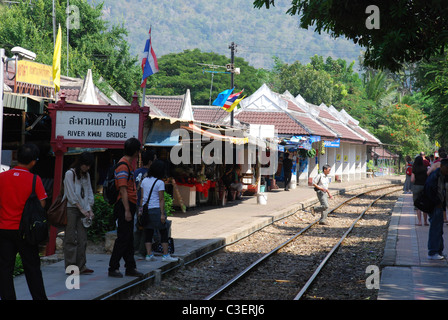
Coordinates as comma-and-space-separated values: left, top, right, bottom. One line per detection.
0, 166, 47, 230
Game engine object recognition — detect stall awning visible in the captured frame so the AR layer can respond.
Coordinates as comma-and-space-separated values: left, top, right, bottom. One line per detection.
145, 120, 180, 147
181, 123, 249, 145
3, 92, 46, 113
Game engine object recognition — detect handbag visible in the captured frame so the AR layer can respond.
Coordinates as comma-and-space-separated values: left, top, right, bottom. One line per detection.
152, 220, 174, 254
47, 193, 68, 227
47, 169, 75, 227
140, 178, 159, 226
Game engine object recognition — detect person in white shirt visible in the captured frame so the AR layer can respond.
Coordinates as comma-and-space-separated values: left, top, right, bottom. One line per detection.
139, 160, 177, 262
64, 152, 95, 274
311, 164, 333, 225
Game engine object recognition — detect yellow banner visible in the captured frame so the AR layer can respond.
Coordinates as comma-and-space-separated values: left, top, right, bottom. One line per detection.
16, 60, 54, 88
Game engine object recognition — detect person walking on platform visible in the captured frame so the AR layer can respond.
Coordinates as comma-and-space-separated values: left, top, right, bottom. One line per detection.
425, 159, 448, 260
140, 160, 177, 262
411, 155, 428, 226
63, 152, 95, 274
108, 138, 144, 278
311, 164, 333, 225
283, 152, 293, 191
0, 143, 48, 300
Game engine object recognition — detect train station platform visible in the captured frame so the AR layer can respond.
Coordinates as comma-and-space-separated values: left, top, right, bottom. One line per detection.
13, 175, 402, 300
378, 193, 448, 300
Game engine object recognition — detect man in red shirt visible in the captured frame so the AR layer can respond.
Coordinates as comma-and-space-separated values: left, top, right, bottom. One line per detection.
108, 138, 144, 278
0, 143, 47, 300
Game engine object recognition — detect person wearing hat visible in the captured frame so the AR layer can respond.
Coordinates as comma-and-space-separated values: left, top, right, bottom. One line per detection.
64, 152, 95, 274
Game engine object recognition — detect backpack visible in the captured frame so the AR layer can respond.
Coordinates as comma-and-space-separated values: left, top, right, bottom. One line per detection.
103, 161, 131, 205
414, 169, 440, 214
406, 164, 412, 176
19, 175, 48, 245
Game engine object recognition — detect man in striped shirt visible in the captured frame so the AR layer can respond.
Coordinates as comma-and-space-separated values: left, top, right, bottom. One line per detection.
108, 138, 144, 278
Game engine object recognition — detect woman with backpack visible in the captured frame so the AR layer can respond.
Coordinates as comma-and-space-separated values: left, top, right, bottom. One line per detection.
139, 160, 177, 262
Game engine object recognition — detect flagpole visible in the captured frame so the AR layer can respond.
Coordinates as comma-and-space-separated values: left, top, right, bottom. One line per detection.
142, 85, 146, 108
229, 42, 235, 126
141, 25, 152, 108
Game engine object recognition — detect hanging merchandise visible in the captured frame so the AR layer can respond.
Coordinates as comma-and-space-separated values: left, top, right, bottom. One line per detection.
306, 148, 316, 158
320, 140, 326, 155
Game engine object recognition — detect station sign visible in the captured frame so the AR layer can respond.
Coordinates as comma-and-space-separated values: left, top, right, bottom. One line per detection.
55, 110, 140, 142
16, 60, 54, 88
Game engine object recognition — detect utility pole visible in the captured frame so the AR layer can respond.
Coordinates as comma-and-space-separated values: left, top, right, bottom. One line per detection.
229, 42, 236, 126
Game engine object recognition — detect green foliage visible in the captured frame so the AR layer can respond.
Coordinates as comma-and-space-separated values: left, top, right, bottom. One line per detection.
89, 194, 115, 242
14, 254, 24, 277
0, 0, 141, 101
253, 0, 448, 72
372, 102, 431, 157
145, 49, 262, 105
414, 53, 448, 146
164, 192, 174, 216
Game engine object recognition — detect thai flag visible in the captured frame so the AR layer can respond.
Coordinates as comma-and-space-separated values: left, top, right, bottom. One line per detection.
222, 89, 244, 110
140, 28, 159, 88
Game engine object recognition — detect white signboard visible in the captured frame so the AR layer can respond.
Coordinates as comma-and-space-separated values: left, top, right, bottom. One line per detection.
249, 124, 275, 139
55, 111, 140, 141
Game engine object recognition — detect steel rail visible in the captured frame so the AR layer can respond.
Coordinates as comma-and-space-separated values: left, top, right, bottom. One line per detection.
102, 184, 399, 300
204, 185, 400, 300
293, 187, 401, 300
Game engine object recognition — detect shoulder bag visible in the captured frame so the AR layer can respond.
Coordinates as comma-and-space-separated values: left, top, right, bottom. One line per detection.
47, 169, 75, 227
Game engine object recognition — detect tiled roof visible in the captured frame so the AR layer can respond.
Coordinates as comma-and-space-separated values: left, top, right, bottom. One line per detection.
61, 87, 81, 102
318, 108, 339, 121
320, 120, 364, 142
235, 111, 309, 135
289, 112, 336, 139
192, 106, 228, 124
146, 95, 184, 118
346, 124, 380, 144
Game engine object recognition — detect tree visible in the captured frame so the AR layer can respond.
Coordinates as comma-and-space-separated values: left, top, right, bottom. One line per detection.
253, 0, 448, 72
373, 102, 431, 157
144, 49, 263, 105
414, 53, 448, 146
0, 0, 141, 101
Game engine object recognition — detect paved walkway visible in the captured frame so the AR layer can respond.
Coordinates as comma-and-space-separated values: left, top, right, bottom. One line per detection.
13, 176, 402, 300
379, 193, 448, 300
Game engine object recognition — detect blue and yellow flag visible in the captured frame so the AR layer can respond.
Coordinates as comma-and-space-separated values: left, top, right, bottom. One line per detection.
212, 88, 234, 107
225, 95, 246, 113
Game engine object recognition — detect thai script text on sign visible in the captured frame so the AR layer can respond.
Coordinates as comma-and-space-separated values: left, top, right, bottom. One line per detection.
16, 60, 54, 88
55, 111, 139, 141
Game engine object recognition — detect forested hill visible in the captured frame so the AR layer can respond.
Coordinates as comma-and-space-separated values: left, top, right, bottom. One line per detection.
94, 0, 362, 69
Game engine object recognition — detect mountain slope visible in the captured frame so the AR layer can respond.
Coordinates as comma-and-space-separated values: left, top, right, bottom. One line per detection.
95, 0, 362, 69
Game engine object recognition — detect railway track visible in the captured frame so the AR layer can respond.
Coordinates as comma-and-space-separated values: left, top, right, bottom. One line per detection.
204, 185, 401, 300
126, 184, 401, 301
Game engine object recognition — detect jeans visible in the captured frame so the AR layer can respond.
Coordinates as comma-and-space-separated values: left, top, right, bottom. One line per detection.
428, 206, 444, 256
